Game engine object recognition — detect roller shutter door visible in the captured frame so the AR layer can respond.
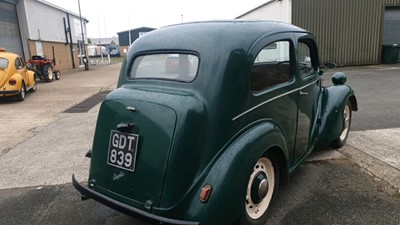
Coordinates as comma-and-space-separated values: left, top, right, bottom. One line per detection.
0, 1, 23, 57
383, 7, 400, 62
383, 7, 400, 44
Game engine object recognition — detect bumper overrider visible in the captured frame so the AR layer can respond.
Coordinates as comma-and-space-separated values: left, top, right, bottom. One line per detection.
72, 175, 199, 225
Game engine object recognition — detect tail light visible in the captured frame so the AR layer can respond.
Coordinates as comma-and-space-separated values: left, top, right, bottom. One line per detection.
199, 184, 213, 203
9, 78, 16, 85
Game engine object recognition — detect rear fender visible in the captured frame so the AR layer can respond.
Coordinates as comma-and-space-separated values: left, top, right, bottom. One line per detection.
184, 120, 288, 225
5, 73, 24, 91
318, 85, 358, 144
26, 70, 36, 88
0, 74, 23, 96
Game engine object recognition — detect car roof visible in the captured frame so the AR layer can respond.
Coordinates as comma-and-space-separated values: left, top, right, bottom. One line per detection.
128, 20, 306, 55
0, 51, 19, 60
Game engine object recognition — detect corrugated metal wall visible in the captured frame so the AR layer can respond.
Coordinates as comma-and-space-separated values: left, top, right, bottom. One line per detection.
0, 1, 23, 57
292, 0, 400, 65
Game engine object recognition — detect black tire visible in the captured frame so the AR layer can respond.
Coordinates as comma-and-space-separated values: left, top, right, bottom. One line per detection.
16, 82, 26, 101
239, 153, 280, 225
55, 71, 61, 80
330, 100, 352, 148
42, 64, 54, 82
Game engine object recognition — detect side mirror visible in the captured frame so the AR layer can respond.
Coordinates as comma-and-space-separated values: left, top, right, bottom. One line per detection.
332, 72, 347, 85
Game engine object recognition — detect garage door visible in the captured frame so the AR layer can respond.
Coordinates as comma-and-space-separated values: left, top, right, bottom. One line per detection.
0, 1, 23, 57
383, 6, 400, 62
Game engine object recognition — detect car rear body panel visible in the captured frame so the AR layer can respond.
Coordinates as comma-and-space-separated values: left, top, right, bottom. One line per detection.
88, 85, 207, 212
88, 92, 177, 209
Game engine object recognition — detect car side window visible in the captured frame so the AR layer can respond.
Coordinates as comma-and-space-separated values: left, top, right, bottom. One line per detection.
250, 41, 291, 92
15, 57, 23, 69
298, 39, 317, 78
19, 57, 26, 68
0, 58, 8, 68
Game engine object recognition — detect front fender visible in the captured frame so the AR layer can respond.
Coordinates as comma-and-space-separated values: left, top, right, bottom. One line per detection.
185, 120, 288, 225
317, 84, 358, 144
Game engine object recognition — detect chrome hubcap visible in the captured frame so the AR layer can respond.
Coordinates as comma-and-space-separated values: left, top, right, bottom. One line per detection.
340, 104, 350, 140
250, 172, 269, 204
48, 68, 53, 79
258, 178, 269, 199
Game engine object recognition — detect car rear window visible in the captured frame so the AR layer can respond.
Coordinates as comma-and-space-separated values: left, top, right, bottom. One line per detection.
0, 58, 8, 69
129, 53, 199, 82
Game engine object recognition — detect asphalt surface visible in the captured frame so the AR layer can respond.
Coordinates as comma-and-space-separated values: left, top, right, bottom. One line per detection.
1, 158, 399, 225
331, 65, 400, 190
334, 65, 400, 131
0, 63, 399, 225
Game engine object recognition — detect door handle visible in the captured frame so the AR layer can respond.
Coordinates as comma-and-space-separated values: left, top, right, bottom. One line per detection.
299, 91, 308, 96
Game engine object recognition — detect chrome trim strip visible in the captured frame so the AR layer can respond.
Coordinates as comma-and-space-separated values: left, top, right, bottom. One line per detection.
232, 80, 319, 121
126, 106, 137, 112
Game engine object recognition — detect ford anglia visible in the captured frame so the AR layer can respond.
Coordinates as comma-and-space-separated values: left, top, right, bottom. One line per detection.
73, 20, 357, 225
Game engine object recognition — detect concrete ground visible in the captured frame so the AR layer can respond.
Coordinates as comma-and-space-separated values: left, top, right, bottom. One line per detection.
0, 63, 120, 188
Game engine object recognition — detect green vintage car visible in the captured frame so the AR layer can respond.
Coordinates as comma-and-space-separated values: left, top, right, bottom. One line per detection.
73, 20, 357, 225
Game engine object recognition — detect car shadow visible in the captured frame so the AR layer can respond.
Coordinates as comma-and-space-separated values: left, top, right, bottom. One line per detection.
0, 97, 19, 104
314, 144, 334, 152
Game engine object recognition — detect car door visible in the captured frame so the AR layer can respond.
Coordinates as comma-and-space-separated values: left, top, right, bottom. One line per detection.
246, 35, 299, 161
292, 34, 322, 163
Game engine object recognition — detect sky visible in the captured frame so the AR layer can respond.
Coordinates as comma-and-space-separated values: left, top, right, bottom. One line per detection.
43, 0, 268, 38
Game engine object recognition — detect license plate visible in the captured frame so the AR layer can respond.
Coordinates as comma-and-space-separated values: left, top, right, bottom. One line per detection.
107, 130, 139, 172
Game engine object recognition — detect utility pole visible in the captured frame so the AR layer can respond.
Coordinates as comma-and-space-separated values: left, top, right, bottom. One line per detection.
128, 11, 132, 47
78, 0, 89, 70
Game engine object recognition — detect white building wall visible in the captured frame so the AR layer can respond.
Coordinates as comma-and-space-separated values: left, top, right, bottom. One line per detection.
238, 0, 292, 23
19, 0, 87, 44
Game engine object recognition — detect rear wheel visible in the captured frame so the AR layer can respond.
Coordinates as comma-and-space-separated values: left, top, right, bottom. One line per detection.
43, 64, 54, 82
16, 82, 26, 101
54, 71, 61, 80
240, 154, 279, 225
330, 100, 352, 148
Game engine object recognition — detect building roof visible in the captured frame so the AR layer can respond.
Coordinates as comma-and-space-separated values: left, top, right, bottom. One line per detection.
90, 37, 119, 45
117, 27, 155, 34
235, 0, 275, 19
